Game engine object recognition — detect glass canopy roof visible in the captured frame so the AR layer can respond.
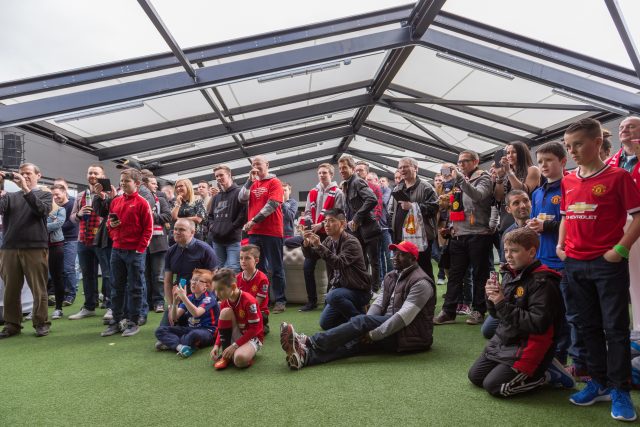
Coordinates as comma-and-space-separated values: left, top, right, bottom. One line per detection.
1, 0, 639, 183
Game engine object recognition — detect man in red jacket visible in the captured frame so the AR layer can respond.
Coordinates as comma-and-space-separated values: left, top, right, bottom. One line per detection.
101, 168, 153, 337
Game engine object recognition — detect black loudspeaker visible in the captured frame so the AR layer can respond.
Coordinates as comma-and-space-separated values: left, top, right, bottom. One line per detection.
1, 132, 24, 169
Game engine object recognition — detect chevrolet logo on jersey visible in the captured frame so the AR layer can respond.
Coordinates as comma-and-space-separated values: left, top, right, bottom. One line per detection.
567, 202, 597, 213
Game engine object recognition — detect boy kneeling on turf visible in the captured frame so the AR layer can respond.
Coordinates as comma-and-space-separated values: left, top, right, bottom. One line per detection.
468, 227, 574, 397
237, 245, 270, 335
155, 269, 219, 357
211, 268, 264, 370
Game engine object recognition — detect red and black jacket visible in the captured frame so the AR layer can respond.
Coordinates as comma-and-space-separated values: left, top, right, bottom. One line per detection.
484, 261, 563, 377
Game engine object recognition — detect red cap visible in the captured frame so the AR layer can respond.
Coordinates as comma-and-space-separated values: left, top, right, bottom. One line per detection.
388, 241, 419, 259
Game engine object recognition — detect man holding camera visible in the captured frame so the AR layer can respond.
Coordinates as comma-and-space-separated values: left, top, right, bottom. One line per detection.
0, 164, 53, 338
434, 150, 494, 326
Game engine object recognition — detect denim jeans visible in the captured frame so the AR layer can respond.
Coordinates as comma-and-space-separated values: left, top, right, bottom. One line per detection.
319, 287, 371, 330
62, 240, 79, 299
155, 325, 214, 350
110, 249, 145, 323
378, 229, 393, 282
249, 234, 286, 304
145, 250, 166, 307
307, 314, 393, 366
77, 242, 111, 311
564, 256, 631, 389
557, 270, 587, 369
481, 315, 500, 339
212, 241, 241, 272
303, 255, 320, 305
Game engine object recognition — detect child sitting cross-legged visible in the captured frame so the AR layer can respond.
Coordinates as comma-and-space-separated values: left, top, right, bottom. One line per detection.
468, 227, 575, 397
211, 268, 264, 370
154, 269, 219, 358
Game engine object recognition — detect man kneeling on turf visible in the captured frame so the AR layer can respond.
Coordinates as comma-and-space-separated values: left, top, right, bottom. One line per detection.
281, 240, 434, 370
155, 269, 219, 357
211, 268, 264, 370
468, 228, 574, 397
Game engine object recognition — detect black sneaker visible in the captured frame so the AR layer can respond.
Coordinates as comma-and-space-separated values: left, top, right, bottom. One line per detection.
0, 326, 20, 339
101, 321, 123, 337
138, 316, 147, 326
35, 324, 50, 337
298, 303, 317, 312
62, 296, 75, 307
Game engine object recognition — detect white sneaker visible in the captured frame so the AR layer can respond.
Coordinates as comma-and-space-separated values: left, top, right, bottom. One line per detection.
103, 309, 113, 321
68, 308, 96, 320
52, 309, 63, 320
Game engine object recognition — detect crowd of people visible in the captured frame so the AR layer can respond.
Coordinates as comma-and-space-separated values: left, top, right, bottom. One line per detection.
1, 116, 640, 422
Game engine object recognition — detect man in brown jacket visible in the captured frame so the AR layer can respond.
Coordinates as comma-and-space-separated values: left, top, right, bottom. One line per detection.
302, 208, 371, 330
281, 240, 434, 369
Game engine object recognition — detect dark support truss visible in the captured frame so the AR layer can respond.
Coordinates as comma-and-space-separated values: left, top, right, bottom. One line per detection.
0, 5, 412, 100
335, 0, 448, 159
604, 0, 640, 80
347, 148, 436, 179
97, 95, 370, 160
433, 11, 640, 90
358, 125, 458, 163
154, 127, 353, 175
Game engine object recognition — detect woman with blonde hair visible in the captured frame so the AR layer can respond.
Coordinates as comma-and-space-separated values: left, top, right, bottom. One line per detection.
42, 185, 67, 319
171, 178, 207, 240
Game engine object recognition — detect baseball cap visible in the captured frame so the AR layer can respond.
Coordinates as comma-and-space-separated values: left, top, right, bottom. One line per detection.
388, 241, 419, 259
116, 158, 142, 170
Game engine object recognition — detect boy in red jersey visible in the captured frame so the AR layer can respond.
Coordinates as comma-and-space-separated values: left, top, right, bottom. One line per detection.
237, 244, 270, 334
558, 118, 640, 422
210, 268, 264, 370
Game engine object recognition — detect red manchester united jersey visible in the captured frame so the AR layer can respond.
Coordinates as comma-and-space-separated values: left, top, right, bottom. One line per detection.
237, 270, 270, 316
248, 177, 284, 238
216, 290, 264, 346
561, 165, 640, 260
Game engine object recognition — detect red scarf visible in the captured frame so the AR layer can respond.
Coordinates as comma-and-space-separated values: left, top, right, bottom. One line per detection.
301, 185, 338, 233
608, 148, 640, 189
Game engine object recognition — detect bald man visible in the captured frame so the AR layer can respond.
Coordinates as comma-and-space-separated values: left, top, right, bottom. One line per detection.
238, 156, 288, 313
608, 116, 640, 172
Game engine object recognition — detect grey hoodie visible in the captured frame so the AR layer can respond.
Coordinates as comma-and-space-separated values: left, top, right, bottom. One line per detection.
451, 168, 493, 236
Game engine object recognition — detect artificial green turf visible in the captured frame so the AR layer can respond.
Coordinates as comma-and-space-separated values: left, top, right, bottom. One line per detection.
0, 284, 634, 426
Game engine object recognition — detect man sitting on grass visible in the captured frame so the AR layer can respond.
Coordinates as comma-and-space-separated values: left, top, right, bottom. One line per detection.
155, 269, 219, 358
210, 268, 264, 370
468, 227, 574, 397
280, 240, 434, 370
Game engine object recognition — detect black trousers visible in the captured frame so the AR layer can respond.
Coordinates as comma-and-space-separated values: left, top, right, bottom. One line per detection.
442, 234, 493, 316
361, 237, 381, 292
48, 244, 65, 310
468, 353, 546, 397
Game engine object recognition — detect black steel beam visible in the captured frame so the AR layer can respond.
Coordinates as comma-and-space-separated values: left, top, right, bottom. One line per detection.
605, 0, 640, 80
336, 0, 447, 157
347, 148, 436, 178
384, 95, 600, 111
433, 11, 640, 90
96, 95, 370, 160
154, 123, 351, 166
419, 30, 640, 113
358, 124, 458, 163
226, 80, 372, 117
380, 98, 530, 144
0, 28, 409, 129
154, 126, 353, 175
385, 85, 544, 135
0, 5, 412, 100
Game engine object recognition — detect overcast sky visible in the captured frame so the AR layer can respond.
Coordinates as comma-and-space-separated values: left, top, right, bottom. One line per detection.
1, 0, 639, 83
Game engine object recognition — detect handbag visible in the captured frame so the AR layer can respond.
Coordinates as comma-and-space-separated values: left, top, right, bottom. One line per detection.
402, 202, 429, 251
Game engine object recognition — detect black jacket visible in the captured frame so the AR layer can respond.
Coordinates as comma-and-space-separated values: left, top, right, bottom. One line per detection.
302, 231, 371, 292
148, 191, 172, 253
342, 174, 380, 243
485, 261, 563, 377
207, 183, 247, 244
390, 179, 439, 243
0, 189, 52, 249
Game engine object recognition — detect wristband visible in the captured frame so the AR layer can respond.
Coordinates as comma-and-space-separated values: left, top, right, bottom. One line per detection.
613, 244, 630, 259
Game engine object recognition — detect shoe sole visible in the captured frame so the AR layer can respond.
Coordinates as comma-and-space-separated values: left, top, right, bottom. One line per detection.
434, 320, 456, 325
466, 319, 483, 325
612, 412, 638, 422
570, 394, 611, 406
122, 329, 140, 337
68, 314, 96, 320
